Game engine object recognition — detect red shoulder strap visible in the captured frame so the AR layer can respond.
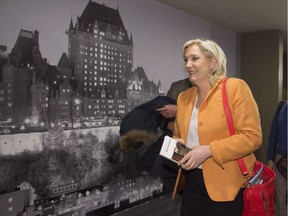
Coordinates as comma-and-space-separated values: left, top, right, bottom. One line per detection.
222, 78, 249, 176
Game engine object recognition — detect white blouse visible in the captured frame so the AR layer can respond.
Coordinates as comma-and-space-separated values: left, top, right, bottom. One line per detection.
186, 96, 202, 168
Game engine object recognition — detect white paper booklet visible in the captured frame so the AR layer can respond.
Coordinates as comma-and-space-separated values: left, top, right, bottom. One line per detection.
159, 135, 191, 163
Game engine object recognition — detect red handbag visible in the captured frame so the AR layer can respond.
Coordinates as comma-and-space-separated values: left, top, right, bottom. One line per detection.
222, 78, 276, 216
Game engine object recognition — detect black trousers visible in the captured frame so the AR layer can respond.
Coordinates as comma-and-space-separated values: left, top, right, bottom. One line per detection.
181, 169, 244, 216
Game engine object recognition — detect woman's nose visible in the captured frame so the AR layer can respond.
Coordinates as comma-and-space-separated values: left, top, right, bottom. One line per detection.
185, 60, 192, 69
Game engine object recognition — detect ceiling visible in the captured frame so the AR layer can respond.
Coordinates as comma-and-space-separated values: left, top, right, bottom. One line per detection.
157, 0, 287, 37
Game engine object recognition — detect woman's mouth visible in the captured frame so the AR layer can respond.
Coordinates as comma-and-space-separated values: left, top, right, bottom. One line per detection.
188, 70, 197, 75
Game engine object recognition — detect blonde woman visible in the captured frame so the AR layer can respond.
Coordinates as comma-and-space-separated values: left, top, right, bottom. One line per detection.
174, 39, 262, 216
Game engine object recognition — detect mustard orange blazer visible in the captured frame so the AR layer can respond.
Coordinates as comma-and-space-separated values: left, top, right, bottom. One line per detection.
173, 78, 262, 202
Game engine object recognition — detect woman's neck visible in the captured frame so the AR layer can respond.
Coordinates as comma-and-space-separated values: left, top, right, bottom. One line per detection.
196, 84, 211, 109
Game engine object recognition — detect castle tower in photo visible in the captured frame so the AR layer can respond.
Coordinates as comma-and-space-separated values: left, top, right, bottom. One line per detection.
66, 1, 133, 100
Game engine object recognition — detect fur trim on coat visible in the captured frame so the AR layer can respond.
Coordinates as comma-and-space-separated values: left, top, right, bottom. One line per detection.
119, 129, 160, 150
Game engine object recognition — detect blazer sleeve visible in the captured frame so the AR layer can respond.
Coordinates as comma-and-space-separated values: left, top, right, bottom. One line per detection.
209, 78, 262, 166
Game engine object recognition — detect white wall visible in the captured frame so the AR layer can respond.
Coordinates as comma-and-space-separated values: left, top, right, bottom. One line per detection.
118, 0, 239, 91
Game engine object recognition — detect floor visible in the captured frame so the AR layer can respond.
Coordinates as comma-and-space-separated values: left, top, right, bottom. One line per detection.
112, 193, 182, 216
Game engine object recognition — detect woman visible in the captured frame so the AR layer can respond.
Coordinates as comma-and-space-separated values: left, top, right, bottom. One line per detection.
173, 39, 262, 216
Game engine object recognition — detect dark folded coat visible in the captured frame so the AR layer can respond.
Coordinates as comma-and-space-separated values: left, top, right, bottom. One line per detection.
119, 96, 176, 150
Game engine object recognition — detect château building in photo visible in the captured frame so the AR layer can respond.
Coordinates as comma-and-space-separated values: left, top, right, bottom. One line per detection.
0, 1, 164, 134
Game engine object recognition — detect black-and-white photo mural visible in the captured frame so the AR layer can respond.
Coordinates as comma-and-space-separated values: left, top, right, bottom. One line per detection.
0, 0, 239, 215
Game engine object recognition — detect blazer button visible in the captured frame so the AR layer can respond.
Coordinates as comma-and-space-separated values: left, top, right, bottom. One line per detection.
199, 122, 203, 126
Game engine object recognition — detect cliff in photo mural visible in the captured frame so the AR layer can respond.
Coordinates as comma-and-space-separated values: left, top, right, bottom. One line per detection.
0, 1, 165, 215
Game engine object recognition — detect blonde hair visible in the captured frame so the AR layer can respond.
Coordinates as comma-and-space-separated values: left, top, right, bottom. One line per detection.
182, 39, 227, 85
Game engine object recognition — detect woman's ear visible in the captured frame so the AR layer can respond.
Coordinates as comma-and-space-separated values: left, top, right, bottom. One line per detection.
210, 57, 217, 71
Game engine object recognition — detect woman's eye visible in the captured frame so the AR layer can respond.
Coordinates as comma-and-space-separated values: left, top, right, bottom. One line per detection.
184, 56, 199, 63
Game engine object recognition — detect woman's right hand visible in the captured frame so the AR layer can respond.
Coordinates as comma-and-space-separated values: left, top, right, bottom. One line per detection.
178, 145, 211, 170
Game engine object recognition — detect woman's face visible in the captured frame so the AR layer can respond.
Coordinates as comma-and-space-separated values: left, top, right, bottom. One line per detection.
184, 44, 214, 86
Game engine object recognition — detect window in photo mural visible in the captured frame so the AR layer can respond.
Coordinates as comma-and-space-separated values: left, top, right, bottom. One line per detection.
0, 1, 167, 215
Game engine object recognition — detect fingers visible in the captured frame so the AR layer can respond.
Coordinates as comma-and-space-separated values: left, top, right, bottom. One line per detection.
155, 107, 166, 112
178, 147, 207, 170
155, 105, 177, 118
178, 156, 187, 166
180, 154, 199, 170
155, 105, 170, 113
174, 138, 184, 144
178, 151, 193, 168
155, 106, 168, 117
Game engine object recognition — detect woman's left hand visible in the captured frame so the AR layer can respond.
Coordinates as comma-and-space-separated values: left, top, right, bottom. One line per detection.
178, 145, 211, 170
